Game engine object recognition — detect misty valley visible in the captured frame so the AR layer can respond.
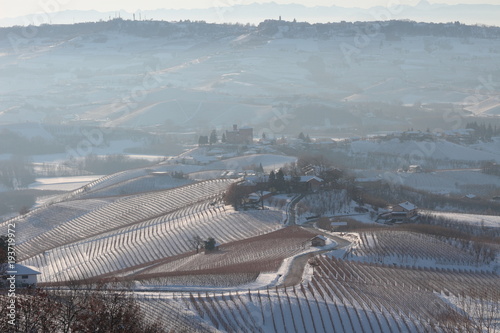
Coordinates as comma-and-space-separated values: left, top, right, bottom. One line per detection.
0, 17, 499, 333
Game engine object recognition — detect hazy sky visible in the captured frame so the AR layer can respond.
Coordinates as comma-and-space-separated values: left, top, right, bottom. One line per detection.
1, 0, 498, 19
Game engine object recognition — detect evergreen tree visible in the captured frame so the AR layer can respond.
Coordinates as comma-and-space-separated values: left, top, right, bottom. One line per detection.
298, 132, 306, 141
276, 168, 286, 192
221, 132, 226, 143
209, 130, 217, 145
204, 237, 216, 251
268, 170, 276, 190
198, 135, 209, 145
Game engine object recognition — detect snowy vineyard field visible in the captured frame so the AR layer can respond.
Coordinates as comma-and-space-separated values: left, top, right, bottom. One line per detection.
344, 230, 496, 269
10, 178, 234, 261
0, 197, 114, 244
423, 210, 500, 228
1, 162, 498, 332
23, 205, 283, 283
145, 255, 499, 333
131, 226, 316, 287
76, 173, 194, 199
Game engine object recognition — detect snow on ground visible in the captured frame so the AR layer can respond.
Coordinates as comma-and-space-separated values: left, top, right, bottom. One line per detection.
295, 191, 376, 224
357, 169, 500, 195
437, 293, 500, 331
0, 183, 9, 193
423, 210, 500, 228
187, 170, 227, 180
349, 138, 500, 163
29, 175, 105, 191
471, 137, 500, 155
326, 232, 360, 258
394, 170, 500, 195
202, 154, 297, 172
136, 238, 337, 292
167, 150, 295, 174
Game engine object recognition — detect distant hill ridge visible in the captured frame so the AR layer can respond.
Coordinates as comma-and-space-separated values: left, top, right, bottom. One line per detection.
1, 2, 500, 28
1, 18, 500, 41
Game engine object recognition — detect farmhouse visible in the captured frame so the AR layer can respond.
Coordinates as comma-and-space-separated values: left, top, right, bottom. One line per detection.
288, 175, 324, 192
1, 264, 41, 287
247, 191, 272, 204
300, 176, 323, 192
311, 235, 327, 247
391, 201, 418, 220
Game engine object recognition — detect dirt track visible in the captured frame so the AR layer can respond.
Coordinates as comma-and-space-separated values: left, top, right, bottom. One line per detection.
279, 234, 350, 287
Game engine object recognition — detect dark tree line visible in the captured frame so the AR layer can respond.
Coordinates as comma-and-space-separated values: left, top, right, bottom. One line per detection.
0, 130, 64, 155
482, 161, 500, 177
0, 284, 165, 333
0, 156, 35, 189
466, 122, 500, 142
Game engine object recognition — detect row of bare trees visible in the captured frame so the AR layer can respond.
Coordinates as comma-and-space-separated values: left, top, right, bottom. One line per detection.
439, 288, 500, 333
0, 283, 165, 333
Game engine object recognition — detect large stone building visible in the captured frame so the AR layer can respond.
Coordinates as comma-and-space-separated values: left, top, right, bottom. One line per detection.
226, 125, 253, 145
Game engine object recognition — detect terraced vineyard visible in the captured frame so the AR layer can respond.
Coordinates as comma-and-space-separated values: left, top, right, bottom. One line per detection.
77, 173, 194, 199
0, 198, 114, 243
345, 230, 493, 267
163, 255, 500, 333
0, 177, 294, 283
131, 226, 316, 287
12, 179, 234, 261
25, 205, 283, 283
136, 293, 214, 333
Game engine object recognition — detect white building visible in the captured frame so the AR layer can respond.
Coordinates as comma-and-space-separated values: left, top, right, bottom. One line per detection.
1, 264, 41, 287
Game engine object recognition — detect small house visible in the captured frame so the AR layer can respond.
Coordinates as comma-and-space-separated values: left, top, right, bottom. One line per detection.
311, 235, 327, 247
247, 191, 272, 204
391, 201, 418, 220
1, 264, 41, 287
289, 176, 324, 192
300, 176, 323, 192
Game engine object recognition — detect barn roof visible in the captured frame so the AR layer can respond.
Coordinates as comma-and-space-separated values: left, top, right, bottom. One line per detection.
398, 201, 417, 211
300, 176, 324, 183
1, 263, 41, 275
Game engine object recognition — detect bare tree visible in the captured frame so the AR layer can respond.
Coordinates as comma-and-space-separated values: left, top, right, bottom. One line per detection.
190, 235, 204, 253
